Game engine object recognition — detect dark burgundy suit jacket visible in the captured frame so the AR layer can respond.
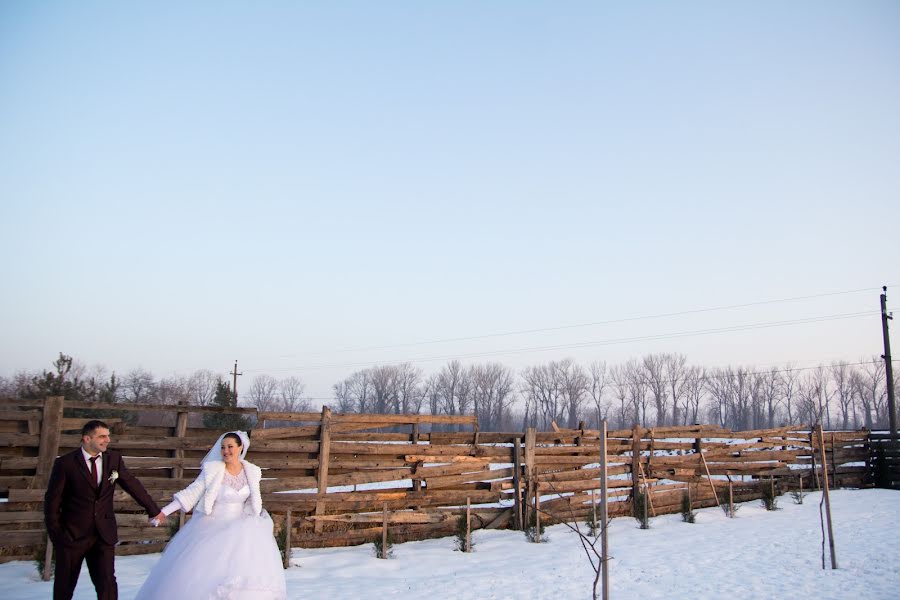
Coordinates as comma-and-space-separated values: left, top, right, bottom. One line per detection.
44, 448, 161, 547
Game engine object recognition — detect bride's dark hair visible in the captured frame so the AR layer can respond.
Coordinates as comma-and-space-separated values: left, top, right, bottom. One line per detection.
222, 432, 243, 447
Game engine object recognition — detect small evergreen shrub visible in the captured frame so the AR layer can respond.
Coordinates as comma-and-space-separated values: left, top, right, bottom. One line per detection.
632, 490, 650, 529
524, 510, 547, 543
373, 529, 395, 559
454, 513, 474, 552
34, 532, 54, 578
761, 478, 779, 511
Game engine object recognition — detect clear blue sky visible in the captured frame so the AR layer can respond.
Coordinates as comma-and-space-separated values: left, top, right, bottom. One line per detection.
2, 1, 898, 400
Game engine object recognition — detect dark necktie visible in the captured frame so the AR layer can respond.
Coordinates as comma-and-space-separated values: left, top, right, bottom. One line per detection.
89, 455, 99, 489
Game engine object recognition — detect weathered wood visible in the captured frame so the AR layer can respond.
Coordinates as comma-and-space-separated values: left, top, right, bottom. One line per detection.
283, 510, 292, 568
600, 420, 610, 600
314, 407, 333, 534
817, 424, 838, 569
512, 437, 522, 530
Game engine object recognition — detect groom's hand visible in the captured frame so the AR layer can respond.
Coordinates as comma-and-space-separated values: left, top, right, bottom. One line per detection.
150, 512, 166, 526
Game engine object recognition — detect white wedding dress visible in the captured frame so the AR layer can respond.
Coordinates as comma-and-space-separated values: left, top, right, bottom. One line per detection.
135, 470, 287, 600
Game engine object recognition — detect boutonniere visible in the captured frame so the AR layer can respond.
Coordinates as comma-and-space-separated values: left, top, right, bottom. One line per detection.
108, 470, 119, 484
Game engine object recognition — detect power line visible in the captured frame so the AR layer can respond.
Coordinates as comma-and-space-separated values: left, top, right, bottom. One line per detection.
244, 310, 877, 374
243, 285, 888, 364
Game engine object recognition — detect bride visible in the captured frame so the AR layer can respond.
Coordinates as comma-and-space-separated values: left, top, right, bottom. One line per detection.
135, 431, 287, 599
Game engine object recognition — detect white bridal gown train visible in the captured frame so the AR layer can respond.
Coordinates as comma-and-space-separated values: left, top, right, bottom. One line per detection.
135, 471, 286, 600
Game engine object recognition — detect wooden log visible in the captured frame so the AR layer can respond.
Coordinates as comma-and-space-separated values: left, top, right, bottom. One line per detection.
524, 427, 536, 529
314, 407, 332, 534
513, 437, 522, 530
283, 510, 292, 568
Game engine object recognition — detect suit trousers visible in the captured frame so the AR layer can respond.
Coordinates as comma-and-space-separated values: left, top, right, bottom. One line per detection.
53, 529, 117, 600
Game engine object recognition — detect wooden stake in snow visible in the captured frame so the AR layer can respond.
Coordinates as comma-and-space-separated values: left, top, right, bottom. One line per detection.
816, 425, 838, 569
699, 451, 720, 507
465, 497, 472, 553
382, 502, 389, 559
600, 420, 609, 600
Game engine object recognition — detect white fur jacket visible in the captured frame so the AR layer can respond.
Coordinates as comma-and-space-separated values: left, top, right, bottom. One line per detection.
173, 459, 264, 517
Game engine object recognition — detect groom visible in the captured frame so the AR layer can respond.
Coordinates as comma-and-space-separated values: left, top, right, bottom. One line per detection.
44, 419, 166, 600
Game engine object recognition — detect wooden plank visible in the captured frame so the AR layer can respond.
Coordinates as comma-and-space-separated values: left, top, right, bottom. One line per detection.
306, 511, 448, 524
314, 407, 332, 533
36, 396, 65, 488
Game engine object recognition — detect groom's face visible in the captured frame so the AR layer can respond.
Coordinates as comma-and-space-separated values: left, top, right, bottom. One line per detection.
82, 426, 111, 456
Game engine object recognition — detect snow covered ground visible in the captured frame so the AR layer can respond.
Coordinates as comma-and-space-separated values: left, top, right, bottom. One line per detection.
2, 489, 897, 599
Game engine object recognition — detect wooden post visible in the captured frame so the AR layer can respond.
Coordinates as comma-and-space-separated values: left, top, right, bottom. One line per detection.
35, 396, 65, 483
817, 425, 838, 569
314, 407, 332, 533
381, 503, 388, 559
830, 432, 838, 488
465, 497, 472, 552
524, 428, 536, 529
810, 430, 820, 489
37, 396, 64, 582
282, 510, 292, 569
699, 451, 720, 506
173, 408, 189, 529
411, 423, 421, 492
631, 424, 641, 505
512, 437, 523, 531
728, 482, 735, 517
599, 420, 609, 600
638, 461, 656, 517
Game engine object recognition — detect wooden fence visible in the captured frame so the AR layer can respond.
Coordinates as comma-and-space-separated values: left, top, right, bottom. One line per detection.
0, 397, 873, 566
869, 432, 900, 489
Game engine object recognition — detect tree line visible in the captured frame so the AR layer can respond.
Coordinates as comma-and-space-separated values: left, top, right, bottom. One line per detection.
2, 352, 896, 432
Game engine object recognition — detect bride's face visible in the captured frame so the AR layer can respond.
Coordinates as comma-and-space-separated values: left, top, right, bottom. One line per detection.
221, 438, 241, 466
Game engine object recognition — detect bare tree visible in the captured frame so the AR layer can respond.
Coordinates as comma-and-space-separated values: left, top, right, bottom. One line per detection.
756, 368, 782, 429
682, 366, 705, 425
557, 359, 589, 429
798, 367, 831, 427
122, 368, 156, 404
830, 361, 854, 430
705, 368, 731, 428
471, 363, 515, 431
588, 361, 610, 428
334, 370, 373, 413
395, 363, 425, 415
188, 369, 218, 406
247, 374, 280, 412
157, 376, 190, 405
434, 360, 467, 418
625, 359, 650, 426
279, 376, 309, 413
642, 354, 668, 425
856, 358, 886, 428
521, 362, 569, 430
609, 364, 630, 429
369, 365, 398, 414
332, 380, 355, 413
664, 353, 688, 426
780, 366, 799, 425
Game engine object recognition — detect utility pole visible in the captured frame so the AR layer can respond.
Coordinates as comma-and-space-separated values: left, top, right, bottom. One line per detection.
880, 287, 897, 436
230, 360, 242, 405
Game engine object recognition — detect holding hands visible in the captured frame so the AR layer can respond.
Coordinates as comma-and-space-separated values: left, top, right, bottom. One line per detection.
149, 512, 167, 527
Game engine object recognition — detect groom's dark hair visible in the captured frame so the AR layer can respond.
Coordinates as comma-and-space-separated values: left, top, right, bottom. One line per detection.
81, 420, 110, 437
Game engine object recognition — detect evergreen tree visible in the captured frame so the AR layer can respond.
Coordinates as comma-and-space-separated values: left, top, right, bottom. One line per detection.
203, 380, 250, 431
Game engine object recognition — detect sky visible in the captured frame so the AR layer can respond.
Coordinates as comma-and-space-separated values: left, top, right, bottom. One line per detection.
1, 1, 898, 401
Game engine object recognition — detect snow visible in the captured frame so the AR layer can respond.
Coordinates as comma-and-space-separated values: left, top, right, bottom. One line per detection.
2, 489, 897, 599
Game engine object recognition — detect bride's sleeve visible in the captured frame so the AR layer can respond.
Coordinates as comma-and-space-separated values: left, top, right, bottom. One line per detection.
172, 470, 207, 513
160, 499, 183, 516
